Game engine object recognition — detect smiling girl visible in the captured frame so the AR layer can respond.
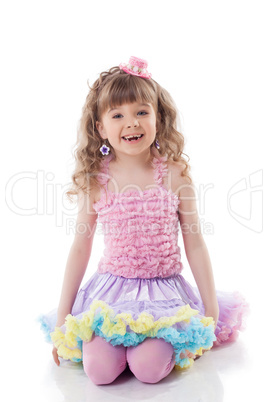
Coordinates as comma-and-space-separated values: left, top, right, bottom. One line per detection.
39, 56, 249, 385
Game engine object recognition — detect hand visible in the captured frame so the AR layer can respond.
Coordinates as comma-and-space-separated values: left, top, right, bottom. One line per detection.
52, 345, 60, 366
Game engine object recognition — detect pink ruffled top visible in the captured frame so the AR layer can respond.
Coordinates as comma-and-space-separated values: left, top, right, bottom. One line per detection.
93, 149, 183, 279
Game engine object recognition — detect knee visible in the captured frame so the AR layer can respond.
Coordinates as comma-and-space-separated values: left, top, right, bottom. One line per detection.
82, 339, 127, 385
83, 354, 124, 385
126, 338, 176, 384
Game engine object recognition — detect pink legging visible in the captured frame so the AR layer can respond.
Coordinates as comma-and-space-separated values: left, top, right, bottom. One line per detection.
82, 334, 176, 385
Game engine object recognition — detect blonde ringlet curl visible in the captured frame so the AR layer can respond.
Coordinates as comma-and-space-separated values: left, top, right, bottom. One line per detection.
66, 66, 192, 204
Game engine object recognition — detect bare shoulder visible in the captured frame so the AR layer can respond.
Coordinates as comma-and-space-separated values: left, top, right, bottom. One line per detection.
166, 161, 199, 235
166, 159, 192, 197
89, 183, 101, 205
167, 159, 186, 175
77, 187, 98, 217
73, 188, 98, 248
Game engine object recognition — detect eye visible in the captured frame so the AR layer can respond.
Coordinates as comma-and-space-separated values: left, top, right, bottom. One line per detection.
138, 111, 148, 116
112, 114, 123, 119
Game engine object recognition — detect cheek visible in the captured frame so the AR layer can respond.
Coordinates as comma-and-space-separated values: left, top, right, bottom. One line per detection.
148, 119, 157, 131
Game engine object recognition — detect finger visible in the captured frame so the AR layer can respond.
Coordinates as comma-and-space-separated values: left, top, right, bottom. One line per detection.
56, 353, 60, 366
52, 350, 60, 366
54, 355, 60, 366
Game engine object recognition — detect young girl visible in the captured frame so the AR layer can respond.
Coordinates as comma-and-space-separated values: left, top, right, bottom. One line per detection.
39, 56, 250, 385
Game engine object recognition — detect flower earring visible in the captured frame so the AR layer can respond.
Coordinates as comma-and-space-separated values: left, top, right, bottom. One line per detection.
155, 139, 160, 149
100, 143, 110, 155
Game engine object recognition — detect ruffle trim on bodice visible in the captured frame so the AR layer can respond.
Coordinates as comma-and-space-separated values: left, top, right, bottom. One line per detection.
93, 150, 173, 213
151, 153, 169, 186
93, 184, 180, 214
92, 149, 182, 279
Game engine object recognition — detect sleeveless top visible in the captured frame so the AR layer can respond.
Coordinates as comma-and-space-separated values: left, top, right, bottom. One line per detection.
92, 149, 183, 279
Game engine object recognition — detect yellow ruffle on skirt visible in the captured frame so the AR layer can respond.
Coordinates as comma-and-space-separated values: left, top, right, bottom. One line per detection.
50, 300, 216, 369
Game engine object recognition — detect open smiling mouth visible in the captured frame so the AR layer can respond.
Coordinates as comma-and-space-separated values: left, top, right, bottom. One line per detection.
122, 134, 144, 142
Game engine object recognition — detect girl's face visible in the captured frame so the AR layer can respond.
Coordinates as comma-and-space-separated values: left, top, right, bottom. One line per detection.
96, 101, 158, 157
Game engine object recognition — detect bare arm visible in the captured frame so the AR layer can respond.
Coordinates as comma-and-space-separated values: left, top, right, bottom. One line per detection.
176, 167, 219, 326
55, 241, 94, 326
55, 189, 98, 327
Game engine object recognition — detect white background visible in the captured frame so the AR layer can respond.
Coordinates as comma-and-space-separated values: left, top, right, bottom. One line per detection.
1, 1, 267, 401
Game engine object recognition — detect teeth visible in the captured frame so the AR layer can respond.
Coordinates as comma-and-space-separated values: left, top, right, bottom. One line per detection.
123, 134, 143, 140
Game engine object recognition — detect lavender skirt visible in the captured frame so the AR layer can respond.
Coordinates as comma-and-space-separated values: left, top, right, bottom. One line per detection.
39, 271, 250, 367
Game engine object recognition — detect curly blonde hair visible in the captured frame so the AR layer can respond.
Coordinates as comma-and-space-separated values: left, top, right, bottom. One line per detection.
66, 66, 191, 203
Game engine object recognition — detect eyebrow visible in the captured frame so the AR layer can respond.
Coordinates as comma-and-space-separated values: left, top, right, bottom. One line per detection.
108, 103, 151, 114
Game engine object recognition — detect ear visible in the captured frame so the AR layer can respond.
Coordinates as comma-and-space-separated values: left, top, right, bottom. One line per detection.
96, 121, 107, 140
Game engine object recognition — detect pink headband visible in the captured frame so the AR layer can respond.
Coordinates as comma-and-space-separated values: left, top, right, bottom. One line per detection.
119, 56, 152, 79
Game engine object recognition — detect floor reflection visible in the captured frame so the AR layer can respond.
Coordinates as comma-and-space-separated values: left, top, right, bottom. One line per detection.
40, 340, 253, 402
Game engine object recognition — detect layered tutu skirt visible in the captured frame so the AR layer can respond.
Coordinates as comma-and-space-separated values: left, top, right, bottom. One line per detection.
38, 271, 250, 370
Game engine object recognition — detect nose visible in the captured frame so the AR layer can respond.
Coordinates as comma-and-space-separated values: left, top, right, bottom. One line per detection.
127, 119, 139, 128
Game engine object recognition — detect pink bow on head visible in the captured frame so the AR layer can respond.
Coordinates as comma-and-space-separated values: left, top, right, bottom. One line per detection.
119, 56, 152, 79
